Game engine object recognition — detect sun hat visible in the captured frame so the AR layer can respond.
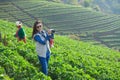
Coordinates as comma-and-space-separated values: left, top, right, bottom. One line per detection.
16, 21, 22, 26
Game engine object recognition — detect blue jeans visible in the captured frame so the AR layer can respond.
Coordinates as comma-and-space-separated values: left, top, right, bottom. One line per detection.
38, 50, 50, 75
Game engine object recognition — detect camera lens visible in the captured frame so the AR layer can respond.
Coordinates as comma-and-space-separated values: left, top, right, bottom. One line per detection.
51, 30, 55, 33
49, 29, 55, 33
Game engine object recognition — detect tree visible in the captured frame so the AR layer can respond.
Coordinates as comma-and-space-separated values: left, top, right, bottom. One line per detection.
47, 0, 62, 3
83, 0, 93, 7
68, 0, 78, 5
61, 0, 79, 5
93, 5, 101, 11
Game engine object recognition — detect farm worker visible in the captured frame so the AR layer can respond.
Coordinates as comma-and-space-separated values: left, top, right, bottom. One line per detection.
14, 21, 26, 43
32, 20, 52, 75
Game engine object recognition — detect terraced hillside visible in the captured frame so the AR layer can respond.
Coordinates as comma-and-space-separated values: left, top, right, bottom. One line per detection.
0, 0, 120, 50
0, 20, 120, 80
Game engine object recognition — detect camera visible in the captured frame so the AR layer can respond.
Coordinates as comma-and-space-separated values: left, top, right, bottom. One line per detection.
51, 29, 55, 33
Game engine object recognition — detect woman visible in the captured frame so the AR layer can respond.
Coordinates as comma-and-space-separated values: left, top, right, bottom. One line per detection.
32, 20, 51, 75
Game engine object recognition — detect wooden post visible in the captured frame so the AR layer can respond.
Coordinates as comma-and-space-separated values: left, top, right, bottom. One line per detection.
3, 35, 8, 46
0, 32, 2, 42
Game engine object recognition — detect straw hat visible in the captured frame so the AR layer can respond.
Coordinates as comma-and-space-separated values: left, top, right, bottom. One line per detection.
16, 21, 22, 26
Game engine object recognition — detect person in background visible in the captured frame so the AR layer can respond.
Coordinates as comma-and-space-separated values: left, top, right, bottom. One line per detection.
32, 20, 52, 75
14, 21, 26, 43
47, 29, 55, 48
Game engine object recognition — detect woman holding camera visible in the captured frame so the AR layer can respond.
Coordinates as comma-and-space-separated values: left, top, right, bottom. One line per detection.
32, 20, 51, 75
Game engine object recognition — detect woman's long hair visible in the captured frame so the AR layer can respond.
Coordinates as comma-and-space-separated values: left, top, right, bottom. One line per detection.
32, 20, 42, 38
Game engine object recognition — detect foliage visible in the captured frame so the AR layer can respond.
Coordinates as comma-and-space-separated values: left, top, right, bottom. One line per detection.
0, 20, 51, 80
49, 0, 120, 14
0, 20, 120, 80
0, 0, 120, 50
91, 0, 120, 14
81, 0, 93, 7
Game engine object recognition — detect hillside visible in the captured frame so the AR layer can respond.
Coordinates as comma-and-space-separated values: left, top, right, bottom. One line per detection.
91, 0, 120, 14
57, 0, 120, 14
0, 1, 120, 51
0, 20, 120, 80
